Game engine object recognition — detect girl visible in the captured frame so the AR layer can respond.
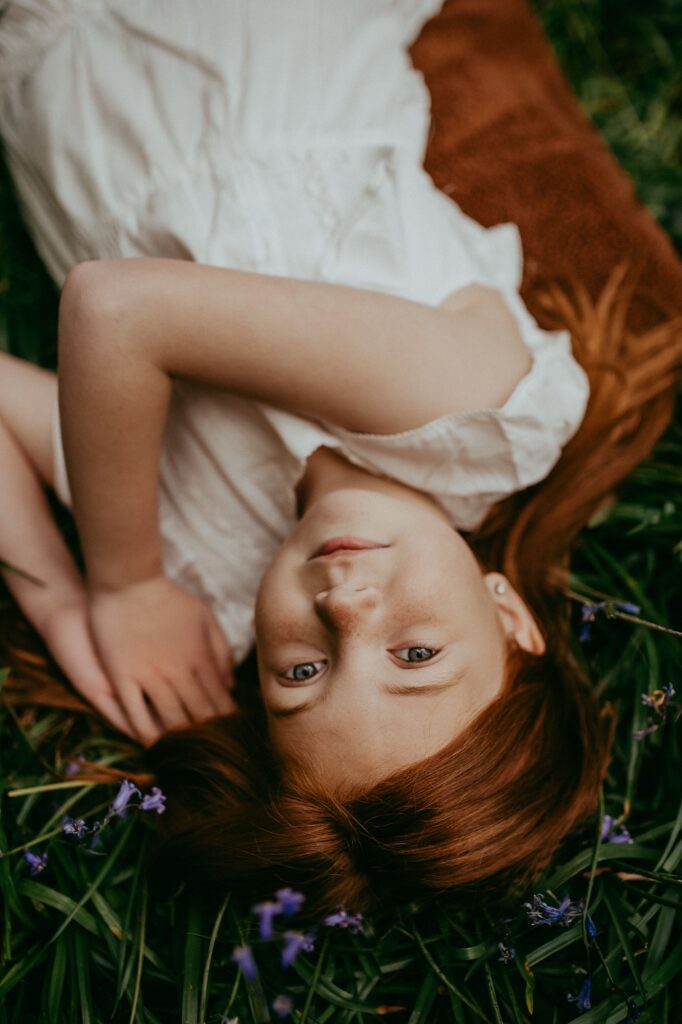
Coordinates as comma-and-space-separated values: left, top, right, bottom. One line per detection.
0, 2, 678, 916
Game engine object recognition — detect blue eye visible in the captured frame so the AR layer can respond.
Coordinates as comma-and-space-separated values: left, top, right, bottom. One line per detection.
283, 661, 326, 681
394, 646, 440, 663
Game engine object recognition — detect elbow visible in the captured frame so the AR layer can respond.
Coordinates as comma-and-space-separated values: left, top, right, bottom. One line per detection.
58, 260, 135, 362
59, 261, 116, 357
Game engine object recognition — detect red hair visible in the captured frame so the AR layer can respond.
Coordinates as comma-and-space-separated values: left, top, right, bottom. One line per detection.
3, 264, 681, 919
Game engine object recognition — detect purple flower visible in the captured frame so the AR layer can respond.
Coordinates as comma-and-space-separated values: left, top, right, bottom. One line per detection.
633, 722, 660, 740
586, 914, 598, 940
232, 944, 258, 981
567, 977, 592, 1012
524, 894, 583, 928
281, 930, 316, 968
272, 994, 293, 1018
139, 786, 166, 815
641, 684, 676, 713
634, 684, 677, 740
109, 779, 141, 817
579, 602, 605, 642
23, 850, 48, 876
497, 942, 515, 964
615, 602, 641, 615
579, 599, 640, 642
65, 760, 82, 777
601, 815, 634, 845
275, 887, 306, 916
62, 816, 89, 840
253, 899, 281, 941
324, 908, 364, 933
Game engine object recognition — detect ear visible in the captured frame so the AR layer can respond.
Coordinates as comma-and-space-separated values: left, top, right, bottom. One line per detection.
483, 573, 546, 656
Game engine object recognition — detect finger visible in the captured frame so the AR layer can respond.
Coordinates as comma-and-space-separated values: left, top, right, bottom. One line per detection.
206, 618, 236, 690
193, 661, 234, 718
143, 676, 194, 734
116, 679, 166, 747
63, 648, 139, 739
168, 666, 221, 723
56, 632, 141, 741
198, 627, 236, 715
88, 689, 138, 740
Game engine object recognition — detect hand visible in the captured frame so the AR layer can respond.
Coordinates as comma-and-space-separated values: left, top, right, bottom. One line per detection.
87, 575, 237, 745
41, 599, 137, 740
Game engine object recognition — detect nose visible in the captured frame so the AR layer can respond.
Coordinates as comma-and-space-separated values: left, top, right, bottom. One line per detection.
314, 584, 381, 630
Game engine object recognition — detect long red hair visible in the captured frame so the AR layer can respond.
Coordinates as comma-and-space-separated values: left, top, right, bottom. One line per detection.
2, 264, 681, 919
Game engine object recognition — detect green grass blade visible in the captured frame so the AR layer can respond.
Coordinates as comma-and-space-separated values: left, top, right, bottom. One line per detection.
407, 970, 440, 1024
198, 893, 229, 1024
601, 882, 647, 1001
45, 937, 68, 1024
181, 895, 204, 1024
71, 929, 94, 1024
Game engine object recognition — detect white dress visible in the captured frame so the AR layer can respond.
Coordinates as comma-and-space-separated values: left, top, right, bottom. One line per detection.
0, 0, 590, 663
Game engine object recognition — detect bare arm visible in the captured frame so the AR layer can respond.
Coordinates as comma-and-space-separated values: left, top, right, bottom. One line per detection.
58, 257, 530, 590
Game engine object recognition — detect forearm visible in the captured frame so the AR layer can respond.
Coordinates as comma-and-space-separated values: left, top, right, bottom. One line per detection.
0, 412, 84, 631
58, 269, 171, 591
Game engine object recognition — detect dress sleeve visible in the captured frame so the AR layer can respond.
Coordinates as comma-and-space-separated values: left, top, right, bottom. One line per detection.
324, 212, 590, 532
325, 330, 589, 532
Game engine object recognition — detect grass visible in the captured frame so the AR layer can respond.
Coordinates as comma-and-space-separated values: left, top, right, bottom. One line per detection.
1, 1, 681, 1021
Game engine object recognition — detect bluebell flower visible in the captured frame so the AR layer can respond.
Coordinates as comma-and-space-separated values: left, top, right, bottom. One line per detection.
271, 994, 293, 1019
579, 602, 605, 642
231, 944, 258, 981
641, 684, 676, 713
579, 621, 592, 643
579, 599, 641, 642
23, 850, 48, 876
324, 908, 364, 934
281, 930, 316, 968
634, 683, 677, 740
601, 815, 634, 845
614, 602, 641, 615
252, 899, 281, 941
585, 914, 598, 940
109, 779, 141, 817
62, 816, 89, 840
567, 977, 592, 1012
633, 722, 660, 740
139, 786, 166, 815
64, 760, 81, 777
524, 894, 583, 928
275, 887, 305, 916
497, 942, 515, 964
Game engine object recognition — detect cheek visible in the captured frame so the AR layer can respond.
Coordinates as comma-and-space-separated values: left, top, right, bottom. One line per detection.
412, 535, 482, 596
254, 560, 282, 636
254, 552, 306, 640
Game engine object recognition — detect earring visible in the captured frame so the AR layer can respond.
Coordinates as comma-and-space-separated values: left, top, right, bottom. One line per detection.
494, 581, 507, 595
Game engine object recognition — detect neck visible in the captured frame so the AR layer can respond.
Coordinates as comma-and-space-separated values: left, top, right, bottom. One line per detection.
295, 444, 449, 522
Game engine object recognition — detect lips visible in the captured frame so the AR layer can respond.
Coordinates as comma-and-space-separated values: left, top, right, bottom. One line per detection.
310, 536, 388, 559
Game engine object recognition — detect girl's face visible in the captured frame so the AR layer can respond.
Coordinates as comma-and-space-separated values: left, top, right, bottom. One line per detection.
255, 468, 544, 792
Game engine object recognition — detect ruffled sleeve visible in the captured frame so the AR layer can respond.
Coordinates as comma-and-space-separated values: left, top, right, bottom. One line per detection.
323, 204, 590, 531
324, 329, 588, 531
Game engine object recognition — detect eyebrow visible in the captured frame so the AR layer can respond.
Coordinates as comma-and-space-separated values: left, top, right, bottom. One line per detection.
268, 672, 467, 720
